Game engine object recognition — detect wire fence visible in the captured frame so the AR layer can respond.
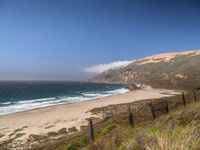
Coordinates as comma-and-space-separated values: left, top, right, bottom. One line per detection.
87, 88, 200, 144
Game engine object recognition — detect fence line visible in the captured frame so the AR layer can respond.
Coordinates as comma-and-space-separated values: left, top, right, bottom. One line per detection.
128, 105, 134, 126
148, 97, 169, 120
87, 90, 199, 143
88, 118, 94, 144
182, 92, 186, 106
194, 91, 197, 102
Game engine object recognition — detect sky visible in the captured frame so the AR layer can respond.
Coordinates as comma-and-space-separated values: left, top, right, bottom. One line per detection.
0, 0, 200, 81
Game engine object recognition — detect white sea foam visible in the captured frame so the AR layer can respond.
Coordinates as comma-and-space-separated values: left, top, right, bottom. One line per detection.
0, 88, 129, 115
82, 93, 105, 97
104, 88, 129, 94
1, 102, 12, 105
18, 97, 56, 104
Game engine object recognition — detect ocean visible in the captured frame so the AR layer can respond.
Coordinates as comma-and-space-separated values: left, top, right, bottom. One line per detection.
0, 81, 129, 115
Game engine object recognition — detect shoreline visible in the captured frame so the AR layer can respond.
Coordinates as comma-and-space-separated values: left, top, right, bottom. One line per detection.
0, 87, 129, 116
0, 88, 179, 143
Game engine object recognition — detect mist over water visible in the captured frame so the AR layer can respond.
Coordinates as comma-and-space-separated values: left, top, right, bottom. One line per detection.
0, 81, 129, 115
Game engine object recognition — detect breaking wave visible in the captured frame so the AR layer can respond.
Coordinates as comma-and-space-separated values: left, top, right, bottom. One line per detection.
0, 87, 129, 115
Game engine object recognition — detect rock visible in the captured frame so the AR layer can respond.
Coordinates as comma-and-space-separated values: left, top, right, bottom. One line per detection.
128, 83, 140, 91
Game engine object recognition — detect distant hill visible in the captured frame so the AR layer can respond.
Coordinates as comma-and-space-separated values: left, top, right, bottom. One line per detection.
90, 50, 200, 89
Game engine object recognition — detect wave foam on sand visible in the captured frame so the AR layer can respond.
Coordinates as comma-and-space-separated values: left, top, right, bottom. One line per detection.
0, 88, 129, 115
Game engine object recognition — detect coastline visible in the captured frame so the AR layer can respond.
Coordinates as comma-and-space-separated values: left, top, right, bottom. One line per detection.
0, 88, 179, 143
0, 85, 129, 116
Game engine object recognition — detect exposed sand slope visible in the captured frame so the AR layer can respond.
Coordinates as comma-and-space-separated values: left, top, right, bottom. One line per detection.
136, 50, 200, 65
0, 89, 179, 143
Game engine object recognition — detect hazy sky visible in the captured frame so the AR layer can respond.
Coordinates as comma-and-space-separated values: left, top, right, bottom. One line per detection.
0, 0, 200, 81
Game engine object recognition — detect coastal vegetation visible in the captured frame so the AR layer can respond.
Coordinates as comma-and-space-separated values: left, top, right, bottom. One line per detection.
1, 89, 198, 150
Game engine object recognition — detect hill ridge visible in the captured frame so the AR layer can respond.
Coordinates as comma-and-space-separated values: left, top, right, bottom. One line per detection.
91, 50, 200, 89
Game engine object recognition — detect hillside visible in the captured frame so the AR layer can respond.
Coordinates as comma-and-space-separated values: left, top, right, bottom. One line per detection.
90, 50, 200, 89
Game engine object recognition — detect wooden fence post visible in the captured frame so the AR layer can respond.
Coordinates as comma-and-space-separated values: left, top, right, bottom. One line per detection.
164, 98, 169, 113
194, 90, 197, 102
149, 103, 156, 120
128, 105, 134, 126
88, 118, 94, 144
182, 92, 186, 106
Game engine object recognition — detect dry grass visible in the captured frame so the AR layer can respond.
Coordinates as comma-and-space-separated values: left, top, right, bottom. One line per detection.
85, 91, 200, 150
144, 125, 200, 150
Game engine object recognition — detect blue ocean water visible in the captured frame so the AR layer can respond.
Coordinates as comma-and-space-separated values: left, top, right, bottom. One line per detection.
0, 81, 128, 115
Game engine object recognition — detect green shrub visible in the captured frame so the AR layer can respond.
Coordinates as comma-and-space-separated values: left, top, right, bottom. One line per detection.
101, 124, 118, 135
65, 141, 81, 150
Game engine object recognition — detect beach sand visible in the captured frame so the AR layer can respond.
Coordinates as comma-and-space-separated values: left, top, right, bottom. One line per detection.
0, 88, 179, 143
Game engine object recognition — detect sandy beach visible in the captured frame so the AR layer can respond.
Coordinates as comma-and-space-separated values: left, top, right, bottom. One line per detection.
0, 88, 179, 143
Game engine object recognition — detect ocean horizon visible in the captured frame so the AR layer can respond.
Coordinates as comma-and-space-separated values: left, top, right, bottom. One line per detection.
0, 81, 129, 115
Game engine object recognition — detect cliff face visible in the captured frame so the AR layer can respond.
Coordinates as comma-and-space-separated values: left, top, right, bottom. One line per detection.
90, 50, 200, 89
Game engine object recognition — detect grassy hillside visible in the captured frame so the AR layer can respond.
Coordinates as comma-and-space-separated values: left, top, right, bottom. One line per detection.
85, 94, 200, 150
2, 90, 199, 150
91, 50, 200, 90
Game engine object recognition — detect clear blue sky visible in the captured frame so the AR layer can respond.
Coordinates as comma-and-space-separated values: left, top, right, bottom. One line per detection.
0, 0, 200, 80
